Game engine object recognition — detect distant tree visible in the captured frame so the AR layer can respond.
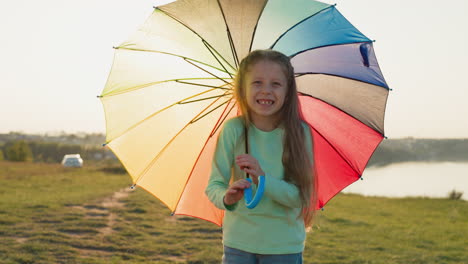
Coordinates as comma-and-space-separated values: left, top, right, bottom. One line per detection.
28, 142, 59, 162
28, 141, 82, 163
0, 149, 4, 161
5, 140, 33, 162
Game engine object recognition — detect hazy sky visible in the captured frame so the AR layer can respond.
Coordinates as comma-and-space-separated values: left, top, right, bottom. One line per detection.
1, 0, 467, 138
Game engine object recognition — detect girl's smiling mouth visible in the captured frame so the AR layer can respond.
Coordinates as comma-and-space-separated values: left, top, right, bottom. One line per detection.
257, 99, 274, 105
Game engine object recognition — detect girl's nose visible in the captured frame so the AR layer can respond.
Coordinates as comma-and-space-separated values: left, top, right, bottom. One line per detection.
260, 84, 272, 93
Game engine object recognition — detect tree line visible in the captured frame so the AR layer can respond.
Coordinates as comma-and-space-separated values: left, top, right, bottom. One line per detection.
367, 138, 468, 167
0, 140, 114, 163
1, 132, 467, 166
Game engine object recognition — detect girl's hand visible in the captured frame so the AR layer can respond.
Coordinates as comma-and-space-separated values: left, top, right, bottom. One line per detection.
235, 154, 265, 185
224, 179, 251, 205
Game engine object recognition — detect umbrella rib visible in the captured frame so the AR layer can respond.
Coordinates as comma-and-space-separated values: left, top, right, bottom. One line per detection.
300, 94, 384, 175
289, 41, 375, 63
296, 71, 389, 91
133, 92, 233, 184
179, 94, 232, 105
157, 7, 237, 74
299, 92, 385, 136
290, 42, 373, 58
227, 31, 238, 69
173, 98, 236, 213
309, 124, 363, 178
115, 46, 233, 76
201, 41, 235, 79
310, 121, 384, 188
248, 1, 268, 54
216, 0, 239, 68
190, 98, 231, 124
184, 58, 232, 85
270, 5, 334, 50
176, 80, 232, 90
101, 77, 227, 98
210, 100, 237, 137
105, 88, 224, 144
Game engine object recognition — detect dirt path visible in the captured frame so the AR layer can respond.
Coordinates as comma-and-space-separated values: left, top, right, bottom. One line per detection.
66, 187, 134, 258
95, 187, 132, 236
72, 187, 133, 236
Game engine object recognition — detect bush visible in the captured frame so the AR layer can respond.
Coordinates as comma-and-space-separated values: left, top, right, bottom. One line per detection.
4, 140, 33, 162
448, 190, 463, 200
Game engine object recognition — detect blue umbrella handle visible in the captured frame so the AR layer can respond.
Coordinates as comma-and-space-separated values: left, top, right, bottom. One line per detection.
244, 176, 265, 209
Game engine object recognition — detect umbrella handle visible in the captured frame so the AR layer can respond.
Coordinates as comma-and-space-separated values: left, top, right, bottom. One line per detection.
244, 176, 265, 209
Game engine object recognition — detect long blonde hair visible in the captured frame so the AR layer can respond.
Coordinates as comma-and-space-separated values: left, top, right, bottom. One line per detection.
234, 49, 317, 227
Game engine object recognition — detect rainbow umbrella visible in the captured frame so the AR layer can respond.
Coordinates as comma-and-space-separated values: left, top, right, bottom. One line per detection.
100, 0, 389, 226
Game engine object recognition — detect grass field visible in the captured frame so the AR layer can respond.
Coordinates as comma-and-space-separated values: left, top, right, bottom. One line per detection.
1, 161, 467, 264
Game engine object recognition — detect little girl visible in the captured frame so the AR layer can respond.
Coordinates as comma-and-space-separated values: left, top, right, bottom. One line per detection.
205, 49, 316, 264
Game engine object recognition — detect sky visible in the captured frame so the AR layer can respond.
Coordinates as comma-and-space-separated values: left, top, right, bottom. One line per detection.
0, 0, 467, 138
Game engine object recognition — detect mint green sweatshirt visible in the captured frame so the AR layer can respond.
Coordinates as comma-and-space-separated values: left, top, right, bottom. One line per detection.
205, 117, 313, 254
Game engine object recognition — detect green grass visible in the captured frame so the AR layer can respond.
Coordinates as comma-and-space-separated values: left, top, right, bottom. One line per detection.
0, 161, 467, 263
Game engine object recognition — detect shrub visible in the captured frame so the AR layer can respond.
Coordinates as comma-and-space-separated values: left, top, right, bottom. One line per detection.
4, 140, 33, 162
448, 189, 463, 200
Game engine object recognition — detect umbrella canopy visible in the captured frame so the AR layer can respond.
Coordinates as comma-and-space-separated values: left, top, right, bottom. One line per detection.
100, 0, 389, 226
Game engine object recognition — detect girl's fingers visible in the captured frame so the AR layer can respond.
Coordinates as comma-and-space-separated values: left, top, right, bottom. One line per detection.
229, 179, 250, 190
236, 154, 254, 163
236, 159, 250, 165
244, 168, 259, 177
236, 160, 256, 170
241, 164, 264, 176
243, 167, 253, 173
236, 154, 248, 159
236, 156, 259, 168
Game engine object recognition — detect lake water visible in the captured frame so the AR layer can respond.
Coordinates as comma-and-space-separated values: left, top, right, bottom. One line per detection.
342, 162, 468, 201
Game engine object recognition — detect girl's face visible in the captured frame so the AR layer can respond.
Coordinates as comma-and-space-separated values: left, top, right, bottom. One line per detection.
244, 60, 288, 127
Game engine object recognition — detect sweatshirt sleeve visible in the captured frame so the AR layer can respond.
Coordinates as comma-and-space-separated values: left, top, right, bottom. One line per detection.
205, 119, 239, 210
263, 176, 302, 208
263, 123, 313, 209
